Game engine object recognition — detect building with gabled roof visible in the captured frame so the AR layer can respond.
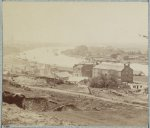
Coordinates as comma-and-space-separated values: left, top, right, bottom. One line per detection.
93, 62, 123, 78
93, 62, 133, 83
73, 63, 94, 78
121, 63, 133, 83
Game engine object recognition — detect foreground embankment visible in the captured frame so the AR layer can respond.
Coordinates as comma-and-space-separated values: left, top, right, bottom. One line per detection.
2, 78, 148, 126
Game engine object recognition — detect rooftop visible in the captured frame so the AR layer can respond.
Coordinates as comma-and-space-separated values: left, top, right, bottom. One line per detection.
74, 64, 83, 69
74, 63, 93, 68
93, 62, 124, 71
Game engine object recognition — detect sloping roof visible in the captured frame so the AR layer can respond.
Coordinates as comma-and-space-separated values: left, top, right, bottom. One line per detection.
93, 62, 124, 71
74, 64, 83, 69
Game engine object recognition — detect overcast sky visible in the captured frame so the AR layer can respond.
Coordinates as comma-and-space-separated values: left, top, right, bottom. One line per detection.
3, 2, 148, 49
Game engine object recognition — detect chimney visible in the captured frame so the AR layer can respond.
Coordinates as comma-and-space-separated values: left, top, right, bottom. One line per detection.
96, 61, 99, 65
124, 62, 130, 68
124, 63, 126, 68
128, 62, 130, 67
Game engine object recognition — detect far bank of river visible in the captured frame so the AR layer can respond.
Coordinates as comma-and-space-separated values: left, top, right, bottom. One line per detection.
17, 47, 148, 76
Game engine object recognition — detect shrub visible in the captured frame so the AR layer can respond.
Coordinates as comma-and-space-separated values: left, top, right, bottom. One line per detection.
90, 74, 119, 88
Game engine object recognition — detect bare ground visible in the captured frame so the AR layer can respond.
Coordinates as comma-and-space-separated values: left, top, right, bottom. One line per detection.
2, 80, 148, 126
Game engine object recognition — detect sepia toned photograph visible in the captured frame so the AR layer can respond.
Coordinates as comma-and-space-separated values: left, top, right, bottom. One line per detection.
2, 1, 148, 126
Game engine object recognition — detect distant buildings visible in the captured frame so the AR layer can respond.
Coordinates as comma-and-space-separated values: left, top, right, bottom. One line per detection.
36, 64, 51, 77
123, 54, 148, 64
24, 61, 38, 75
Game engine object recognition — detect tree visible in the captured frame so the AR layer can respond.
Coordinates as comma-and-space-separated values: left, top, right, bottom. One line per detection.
89, 73, 118, 88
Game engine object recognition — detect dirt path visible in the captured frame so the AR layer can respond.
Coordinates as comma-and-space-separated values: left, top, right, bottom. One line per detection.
27, 86, 147, 109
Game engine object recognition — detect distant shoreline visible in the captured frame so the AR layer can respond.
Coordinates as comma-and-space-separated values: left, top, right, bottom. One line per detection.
3, 46, 148, 76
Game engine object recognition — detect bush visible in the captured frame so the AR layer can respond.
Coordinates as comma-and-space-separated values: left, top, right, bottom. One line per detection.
90, 74, 119, 88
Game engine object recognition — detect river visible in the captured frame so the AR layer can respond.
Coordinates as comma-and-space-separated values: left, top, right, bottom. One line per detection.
18, 47, 148, 76
18, 46, 83, 68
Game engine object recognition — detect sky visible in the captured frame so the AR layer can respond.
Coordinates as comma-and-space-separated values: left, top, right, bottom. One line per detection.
3, 2, 148, 50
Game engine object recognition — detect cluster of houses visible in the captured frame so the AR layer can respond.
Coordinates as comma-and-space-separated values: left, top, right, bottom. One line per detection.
4, 61, 71, 83
83, 49, 148, 65
73, 62, 147, 91
3, 59, 147, 91
73, 62, 133, 83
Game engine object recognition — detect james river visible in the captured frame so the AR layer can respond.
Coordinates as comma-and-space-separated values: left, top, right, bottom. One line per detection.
18, 47, 148, 76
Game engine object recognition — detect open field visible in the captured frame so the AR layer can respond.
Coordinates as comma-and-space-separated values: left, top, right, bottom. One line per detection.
2, 103, 148, 126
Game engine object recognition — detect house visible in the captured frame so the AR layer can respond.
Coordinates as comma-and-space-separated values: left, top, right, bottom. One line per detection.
55, 72, 71, 81
24, 61, 38, 75
73, 64, 83, 77
93, 62, 123, 78
73, 63, 94, 78
25, 63, 51, 77
93, 62, 133, 83
128, 82, 147, 90
56, 66, 73, 73
37, 64, 51, 77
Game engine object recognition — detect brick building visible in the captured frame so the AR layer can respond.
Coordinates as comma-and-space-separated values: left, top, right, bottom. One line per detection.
93, 62, 133, 83
93, 63, 123, 78
73, 63, 94, 78
121, 63, 133, 83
